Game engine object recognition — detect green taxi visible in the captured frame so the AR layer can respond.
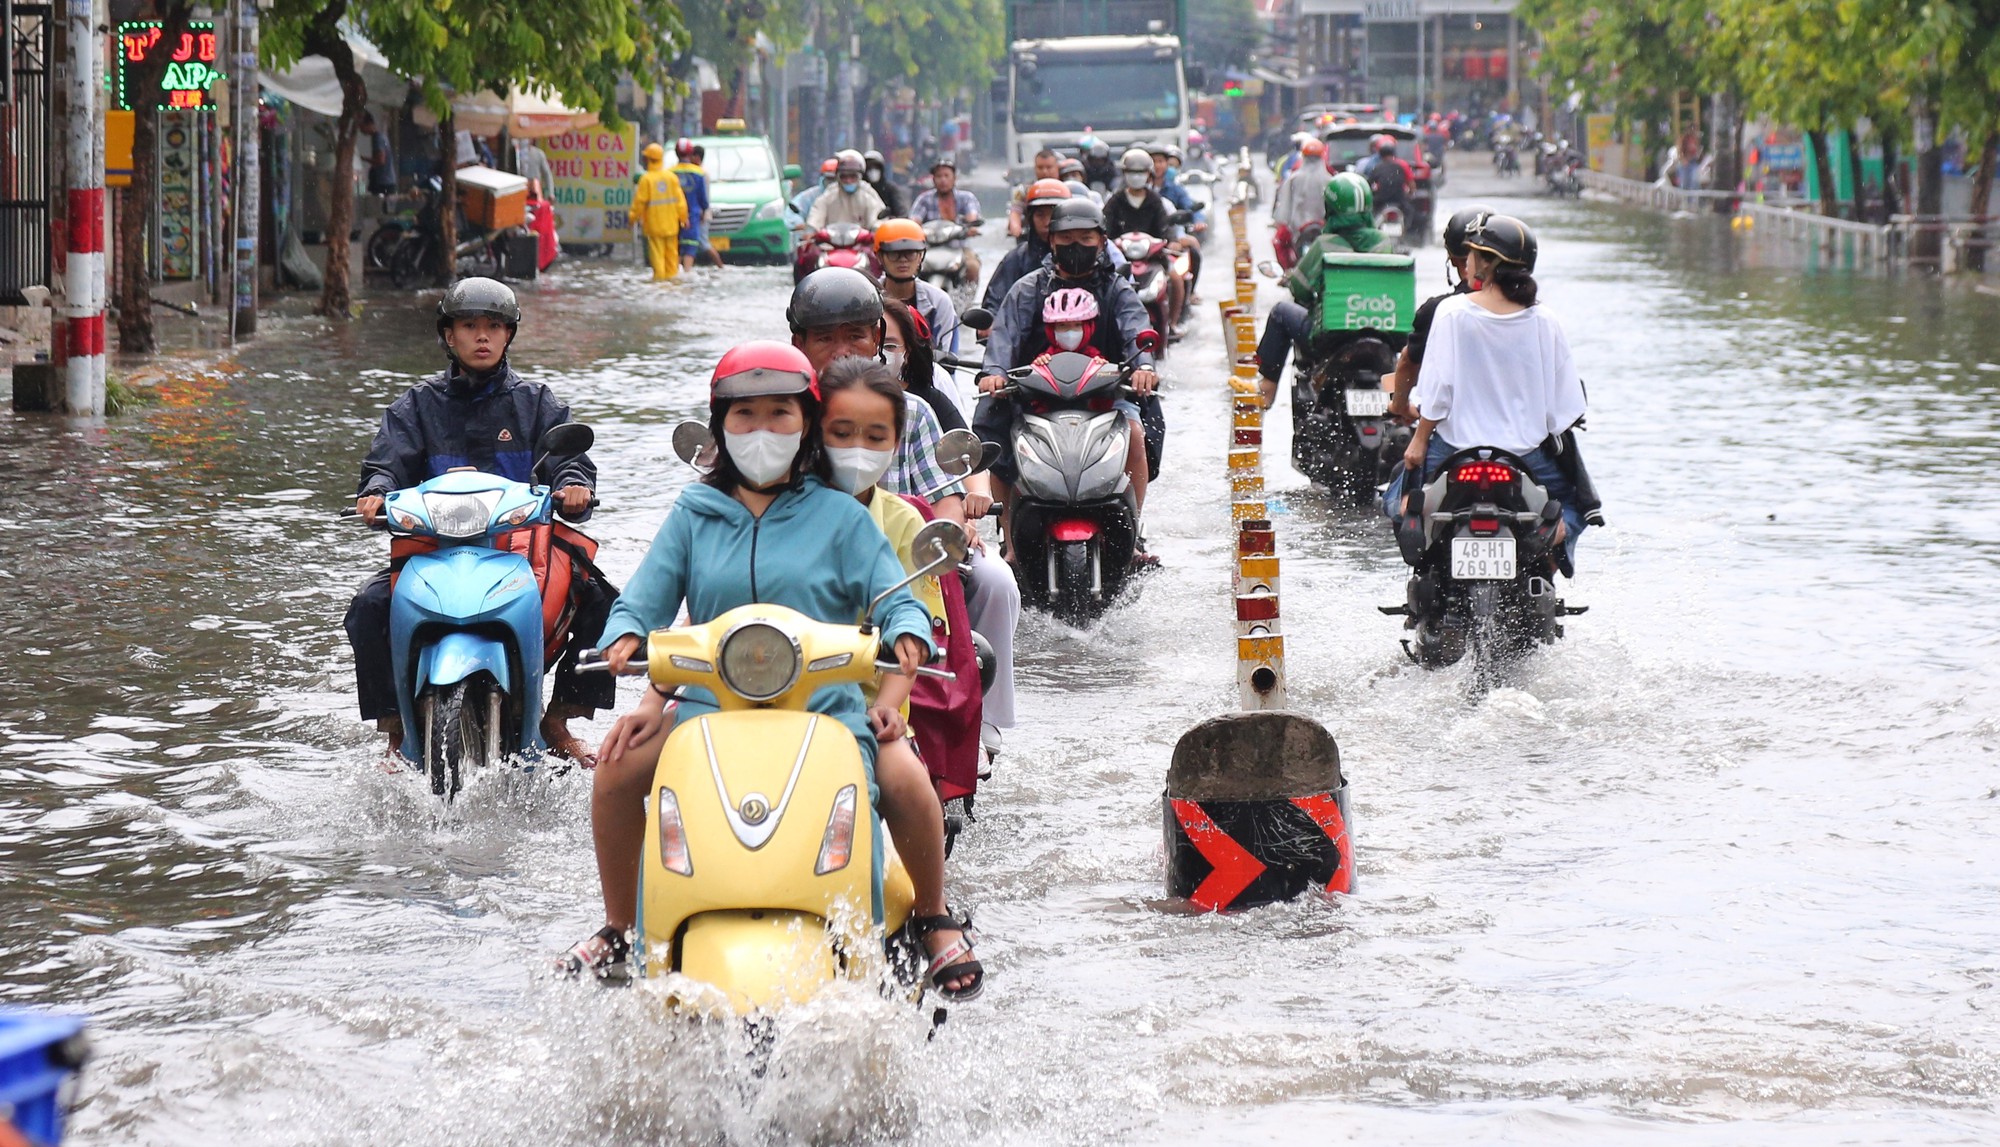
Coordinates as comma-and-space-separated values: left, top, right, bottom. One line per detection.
693, 120, 800, 264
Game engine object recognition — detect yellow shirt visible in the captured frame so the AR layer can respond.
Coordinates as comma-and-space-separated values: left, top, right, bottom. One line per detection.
630, 162, 687, 235
862, 489, 948, 711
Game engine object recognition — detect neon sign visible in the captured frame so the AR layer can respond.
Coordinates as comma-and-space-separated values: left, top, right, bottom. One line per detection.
117, 22, 224, 111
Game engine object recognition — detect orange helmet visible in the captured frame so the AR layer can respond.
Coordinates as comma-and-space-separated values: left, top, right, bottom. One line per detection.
1026, 177, 1072, 207
874, 217, 928, 252
1301, 138, 1326, 157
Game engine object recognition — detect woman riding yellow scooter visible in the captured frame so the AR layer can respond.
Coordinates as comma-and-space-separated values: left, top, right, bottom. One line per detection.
564, 342, 983, 1002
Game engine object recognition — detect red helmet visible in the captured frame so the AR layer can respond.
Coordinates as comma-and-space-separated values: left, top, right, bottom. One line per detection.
675, 137, 696, 159
710, 341, 820, 401
819, 157, 838, 176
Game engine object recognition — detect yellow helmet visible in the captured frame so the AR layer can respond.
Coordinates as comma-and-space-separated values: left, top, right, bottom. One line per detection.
642, 142, 665, 162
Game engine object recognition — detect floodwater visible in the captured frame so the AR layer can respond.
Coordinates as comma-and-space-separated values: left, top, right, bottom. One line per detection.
2, 161, 1998, 1145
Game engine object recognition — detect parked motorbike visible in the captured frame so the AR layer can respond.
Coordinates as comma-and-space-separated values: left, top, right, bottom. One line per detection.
576, 520, 970, 1016
981, 343, 1159, 623
919, 219, 979, 307
793, 223, 883, 283
387, 176, 520, 287
1382, 446, 1586, 689
346, 423, 599, 800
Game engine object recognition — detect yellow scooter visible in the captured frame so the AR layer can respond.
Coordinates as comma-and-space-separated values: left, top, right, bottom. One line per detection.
579, 519, 968, 1017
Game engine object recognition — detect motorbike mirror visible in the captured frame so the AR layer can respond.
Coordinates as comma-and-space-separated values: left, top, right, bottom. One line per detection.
1168, 210, 1194, 226
1135, 329, 1163, 354
1257, 260, 1281, 279
975, 441, 1003, 476
864, 519, 970, 627
539, 422, 594, 457
671, 420, 716, 472
936, 428, 981, 478
961, 306, 994, 331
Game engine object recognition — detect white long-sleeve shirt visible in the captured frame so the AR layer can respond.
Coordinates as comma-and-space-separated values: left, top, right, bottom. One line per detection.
1412, 295, 1586, 454
806, 181, 888, 229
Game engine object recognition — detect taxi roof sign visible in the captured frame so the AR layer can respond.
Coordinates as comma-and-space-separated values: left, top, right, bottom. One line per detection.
714, 118, 748, 134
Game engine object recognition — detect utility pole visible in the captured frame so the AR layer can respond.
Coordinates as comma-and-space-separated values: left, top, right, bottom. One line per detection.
229, 0, 257, 339
63, 0, 104, 414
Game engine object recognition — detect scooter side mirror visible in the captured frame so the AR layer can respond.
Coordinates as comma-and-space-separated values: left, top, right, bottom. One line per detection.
936, 428, 981, 478
961, 306, 994, 331
864, 518, 970, 627
975, 441, 1003, 476
1257, 260, 1281, 279
540, 422, 594, 457
1136, 329, 1162, 354
671, 420, 716, 472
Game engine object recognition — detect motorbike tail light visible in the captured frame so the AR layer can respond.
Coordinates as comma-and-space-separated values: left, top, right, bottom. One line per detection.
1452, 461, 1517, 492
656, 787, 692, 876
815, 784, 858, 874
1088, 397, 1114, 412
1468, 515, 1501, 536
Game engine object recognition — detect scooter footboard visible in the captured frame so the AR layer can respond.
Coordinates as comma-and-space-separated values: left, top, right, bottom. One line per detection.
680, 910, 837, 1015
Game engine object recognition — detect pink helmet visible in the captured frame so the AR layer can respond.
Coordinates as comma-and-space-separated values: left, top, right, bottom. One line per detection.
1041, 287, 1100, 324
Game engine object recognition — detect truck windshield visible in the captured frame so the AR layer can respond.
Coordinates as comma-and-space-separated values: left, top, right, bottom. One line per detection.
1013, 57, 1181, 133
709, 144, 775, 182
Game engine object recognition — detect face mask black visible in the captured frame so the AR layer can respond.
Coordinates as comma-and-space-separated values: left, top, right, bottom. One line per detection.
1053, 242, 1098, 275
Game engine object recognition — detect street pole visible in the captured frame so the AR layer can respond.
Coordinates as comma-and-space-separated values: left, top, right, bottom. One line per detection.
62, 0, 103, 414
1414, 16, 1425, 118
230, 0, 258, 339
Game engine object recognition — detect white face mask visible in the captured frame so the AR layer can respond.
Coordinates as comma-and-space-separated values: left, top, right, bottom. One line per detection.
723, 430, 802, 487
882, 349, 907, 378
1053, 327, 1085, 351
1123, 171, 1150, 190
826, 446, 895, 495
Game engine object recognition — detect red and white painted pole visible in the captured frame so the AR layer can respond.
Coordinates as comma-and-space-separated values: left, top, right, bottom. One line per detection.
62, 0, 105, 414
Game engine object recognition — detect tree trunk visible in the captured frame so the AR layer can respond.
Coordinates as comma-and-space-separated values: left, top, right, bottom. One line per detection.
1879, 132, 1901, 220
1807, 128, 1840, 219
1913, 95, 1945, 267
305, 5, 363, 317
1968, 130, 1999, 272
115, 3, 196, 354
1711, 92, 1742, 214
1846, 124, 1868, 222
436, 113, 458, 284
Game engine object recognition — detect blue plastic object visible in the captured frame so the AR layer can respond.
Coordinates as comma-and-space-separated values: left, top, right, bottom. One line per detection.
0, 1008, 87, 1146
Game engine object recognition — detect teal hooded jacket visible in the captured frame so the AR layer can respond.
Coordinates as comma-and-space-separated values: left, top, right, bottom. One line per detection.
598, 475, 936, 759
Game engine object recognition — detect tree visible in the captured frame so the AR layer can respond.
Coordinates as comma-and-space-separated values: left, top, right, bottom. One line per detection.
115, 1, 198, 354
1518, 0, 1707, 181
1188, 0, 1260, 79
851, 0, 1007, 102
268, 0, 687, 305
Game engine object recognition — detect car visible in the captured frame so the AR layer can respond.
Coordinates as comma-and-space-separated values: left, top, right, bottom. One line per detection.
691, 120, 800, 265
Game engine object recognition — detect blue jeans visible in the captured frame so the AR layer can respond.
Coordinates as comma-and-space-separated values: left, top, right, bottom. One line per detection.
1383, 438, 1584, 565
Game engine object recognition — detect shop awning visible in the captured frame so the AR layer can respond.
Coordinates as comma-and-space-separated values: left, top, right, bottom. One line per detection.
419, 87, 601, 138
260, 33, 407, 117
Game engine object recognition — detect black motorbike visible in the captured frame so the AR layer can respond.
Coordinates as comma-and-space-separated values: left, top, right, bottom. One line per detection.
1382, 446, 1586, 688
388, 176, 509, 287
1290, 331, 1410, 500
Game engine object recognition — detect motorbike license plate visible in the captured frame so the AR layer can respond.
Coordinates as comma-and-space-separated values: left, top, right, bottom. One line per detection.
1345, 389, 1390, 417
1451, 536, 1516, 581
709, 235, 730, 252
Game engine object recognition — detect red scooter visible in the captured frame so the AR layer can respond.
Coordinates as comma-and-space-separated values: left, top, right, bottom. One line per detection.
1114, 231, 1180, 352
792, 222, 883, 283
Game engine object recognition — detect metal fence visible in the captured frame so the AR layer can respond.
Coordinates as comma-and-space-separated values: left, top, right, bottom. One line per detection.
0, 4, 52, 307
1577, 169, 1901, 265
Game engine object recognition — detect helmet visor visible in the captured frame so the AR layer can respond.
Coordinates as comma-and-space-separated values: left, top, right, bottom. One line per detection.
714, 366, 816, 399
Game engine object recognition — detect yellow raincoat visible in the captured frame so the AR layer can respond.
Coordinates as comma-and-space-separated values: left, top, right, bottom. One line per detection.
629, 148, 688, 280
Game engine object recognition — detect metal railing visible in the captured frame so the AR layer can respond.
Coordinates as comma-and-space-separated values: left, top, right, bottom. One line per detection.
1577, 168, 1900, 265
1576, 169, 1735, 214
0, 6, 51, 307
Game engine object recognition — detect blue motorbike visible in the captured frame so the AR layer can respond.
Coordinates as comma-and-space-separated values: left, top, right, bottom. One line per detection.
356, 423, 597, 800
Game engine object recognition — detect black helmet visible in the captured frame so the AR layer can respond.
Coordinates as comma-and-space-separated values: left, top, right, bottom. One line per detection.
786, 266, 884, 332
1049, 198, 1106, 234
1463, 213, 1537, 272
436, 276, 520, 338
1442, 205, 1494, 259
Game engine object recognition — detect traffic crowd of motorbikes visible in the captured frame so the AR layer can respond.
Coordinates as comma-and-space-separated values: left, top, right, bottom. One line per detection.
331, 110, 1603, 1021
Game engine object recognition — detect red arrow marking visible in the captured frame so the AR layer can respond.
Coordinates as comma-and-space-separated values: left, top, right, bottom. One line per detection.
1171, 798, 1266, 910
1290, 793, 1353, 894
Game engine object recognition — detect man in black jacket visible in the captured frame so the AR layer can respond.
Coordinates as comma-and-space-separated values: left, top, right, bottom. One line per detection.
343, 279, 614, 761
1101, 146, 1188, 331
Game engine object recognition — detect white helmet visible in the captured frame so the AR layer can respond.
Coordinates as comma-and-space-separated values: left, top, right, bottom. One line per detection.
1119, 147, 1153, 173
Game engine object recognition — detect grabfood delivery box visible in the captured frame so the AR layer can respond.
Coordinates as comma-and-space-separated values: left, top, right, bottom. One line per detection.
1318, 251, 1416, 334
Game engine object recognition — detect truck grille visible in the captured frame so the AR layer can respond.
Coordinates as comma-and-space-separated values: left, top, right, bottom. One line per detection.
711, 203, 755, 232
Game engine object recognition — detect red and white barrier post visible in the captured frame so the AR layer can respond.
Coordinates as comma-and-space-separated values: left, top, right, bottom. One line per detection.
63, 0, 105, 414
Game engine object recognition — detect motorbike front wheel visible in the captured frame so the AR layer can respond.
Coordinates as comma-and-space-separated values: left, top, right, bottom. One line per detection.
422, 675, 502, 800
1054, 541, 1096, 624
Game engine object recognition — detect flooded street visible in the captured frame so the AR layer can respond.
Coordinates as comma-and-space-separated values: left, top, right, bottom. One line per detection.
4, 164, 1999, 1144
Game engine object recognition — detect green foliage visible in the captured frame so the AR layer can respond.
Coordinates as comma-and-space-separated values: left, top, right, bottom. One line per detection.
1187, 0, 1258, 77
684, 0, 813, 83
851, 0, 1007, 99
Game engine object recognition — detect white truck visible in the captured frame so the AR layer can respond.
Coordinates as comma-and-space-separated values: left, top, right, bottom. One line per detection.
1003, 0, 1198, 179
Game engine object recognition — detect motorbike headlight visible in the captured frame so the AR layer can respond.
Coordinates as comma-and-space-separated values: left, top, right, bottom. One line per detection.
717, 621, 801, 702
422, 491, 495, 539
814, 784, 858, 875
754, 199, 783, 221
656, 787, 692, 876
1014, 434, 1068, 498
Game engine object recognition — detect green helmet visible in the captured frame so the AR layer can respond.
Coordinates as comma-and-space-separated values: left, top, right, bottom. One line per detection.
1323, 172, 1374, 231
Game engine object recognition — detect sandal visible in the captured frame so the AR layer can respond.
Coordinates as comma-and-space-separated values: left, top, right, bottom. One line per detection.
914, 912, 986, 1002
540, 720, 598, 769
556, 925, 630, 981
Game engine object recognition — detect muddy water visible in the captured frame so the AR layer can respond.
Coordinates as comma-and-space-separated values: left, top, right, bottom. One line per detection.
2, 164, 1997, 1145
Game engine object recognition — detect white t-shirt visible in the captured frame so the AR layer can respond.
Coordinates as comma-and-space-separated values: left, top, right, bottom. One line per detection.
1412, 295, 1586, 454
